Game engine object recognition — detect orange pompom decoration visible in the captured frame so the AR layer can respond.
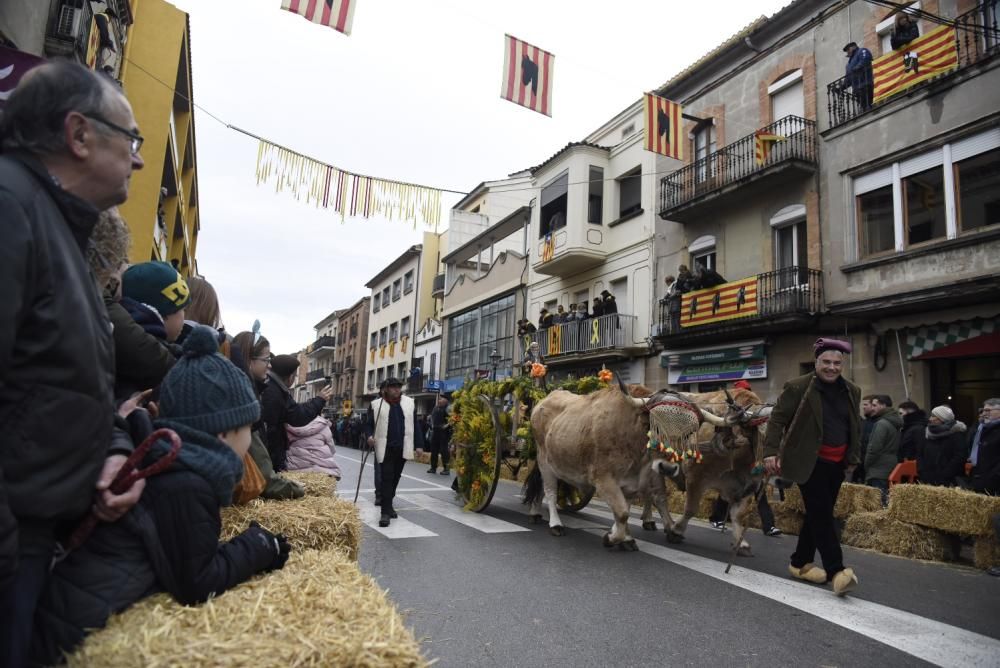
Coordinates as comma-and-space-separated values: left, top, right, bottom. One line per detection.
598, 369, 613, 383
530, 363, 547, 378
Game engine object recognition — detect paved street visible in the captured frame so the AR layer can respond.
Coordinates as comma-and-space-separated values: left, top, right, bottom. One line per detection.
336, 448, 1000, 668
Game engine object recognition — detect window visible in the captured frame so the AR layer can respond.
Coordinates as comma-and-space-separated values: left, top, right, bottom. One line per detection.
539, 171, 568, 238
389, 322, 398, 342
403, 270, 414, 293
397, 362, 408, 379
381, 287, 390, 307
367, 370, 375, 390
377, 367, 385, 387
392, 278, 402, 301
858, 185, 895, 256
372, 293, 380, 313
588, 166, 604, 224
617, 167, 641, 219
574, 290, 589, 309
769, 70, 804, 120
771, 205, 808, 288
446, 294, 515, 380
401, 316, 411, 338
429, 352, 438, 380
369, 332, 377, 349
609, 278, 627, 311
379, 327, 388, 346
904, 166, 946, 245
689, 234, 716, 272
693, 122, 717, 183
956, 148, 1000, 231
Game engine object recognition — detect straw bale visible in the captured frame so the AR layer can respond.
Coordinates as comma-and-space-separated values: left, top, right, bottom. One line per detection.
283, 471, 338, 497
781, 485, 805, 513
220, 495, 362, 561
843, 511, 954, 562
771, 503, 803, 535
887, 484, 1000, 536
68, 549, 428, 668
779, 483, 882, 519
666, 490, 719, 518
973, 535, 1000, 570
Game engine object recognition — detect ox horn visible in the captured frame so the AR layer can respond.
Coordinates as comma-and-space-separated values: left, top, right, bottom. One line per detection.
701, 410, 726, 426
629, 397, 649, 408
616, 374, 629, 395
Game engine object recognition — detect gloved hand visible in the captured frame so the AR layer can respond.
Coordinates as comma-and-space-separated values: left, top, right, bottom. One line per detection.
247, 521, 292, 572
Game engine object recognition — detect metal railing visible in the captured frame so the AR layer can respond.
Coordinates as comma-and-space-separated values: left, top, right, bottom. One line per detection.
431, 273, 446, 295
521, 313, 638, 358
659, 115, 816, 215
656, 266, 822, 337
306, 369, 328, 382
311, 335, 336, 350
827, 5, 1000, 128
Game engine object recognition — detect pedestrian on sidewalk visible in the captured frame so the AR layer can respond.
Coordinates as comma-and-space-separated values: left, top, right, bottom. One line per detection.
763, 337, 862, 596
865, 395, 901, 506
367, 378, 425, 527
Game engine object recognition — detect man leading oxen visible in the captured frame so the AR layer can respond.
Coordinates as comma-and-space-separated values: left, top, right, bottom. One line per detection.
523, 379, 729, 550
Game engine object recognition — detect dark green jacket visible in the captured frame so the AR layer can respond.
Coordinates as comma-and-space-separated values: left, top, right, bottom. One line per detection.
763, 372, 862, 484
865, 409, 902, 481
107, 298, 177, 401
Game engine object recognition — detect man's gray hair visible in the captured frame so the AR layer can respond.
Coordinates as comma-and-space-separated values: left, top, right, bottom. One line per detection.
985, 398, 1000, 408
0, 61, 118, 155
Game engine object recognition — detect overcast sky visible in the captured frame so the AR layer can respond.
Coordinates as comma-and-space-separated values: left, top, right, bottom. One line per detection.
164, 0, 789, 353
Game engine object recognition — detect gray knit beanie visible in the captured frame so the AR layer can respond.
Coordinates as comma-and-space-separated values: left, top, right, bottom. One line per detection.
159, 325, 260, 434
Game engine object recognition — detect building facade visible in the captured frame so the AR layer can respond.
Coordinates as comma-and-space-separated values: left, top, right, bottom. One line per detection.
333, 296, 371, 416
302, 310, 341, 401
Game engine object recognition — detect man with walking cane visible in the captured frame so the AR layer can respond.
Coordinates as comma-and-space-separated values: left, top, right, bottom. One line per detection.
762, 338, 862, 597
366, 378, 424, 527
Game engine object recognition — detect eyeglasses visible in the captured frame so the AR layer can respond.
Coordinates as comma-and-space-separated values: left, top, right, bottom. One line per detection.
83, 113, 144, 155
251, 355, 272, 364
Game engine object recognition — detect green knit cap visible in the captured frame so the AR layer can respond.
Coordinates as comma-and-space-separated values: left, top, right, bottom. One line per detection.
159, 325, 260, 434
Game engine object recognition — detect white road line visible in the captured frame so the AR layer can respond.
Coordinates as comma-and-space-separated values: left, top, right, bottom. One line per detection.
341, 487, 458, 496
337, 453, 453, 490
544, 503, 999, 667
397, 494, 531, 534
355, 499, 436, 539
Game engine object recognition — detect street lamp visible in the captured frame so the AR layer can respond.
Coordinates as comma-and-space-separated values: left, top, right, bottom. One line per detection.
489, 349, 502, 381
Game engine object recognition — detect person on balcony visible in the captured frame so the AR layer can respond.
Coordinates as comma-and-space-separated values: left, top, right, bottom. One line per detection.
591, 297, 605, 318
694, 262, 726, 289
555, 305, 568, 323
890, 13, 920, 51
600, 290, 618, 315
516, 319, 537, 338
675, 265, 697, 294
575, 303, 590, 321
843, 41, 874, 109
538, 308, 554, 330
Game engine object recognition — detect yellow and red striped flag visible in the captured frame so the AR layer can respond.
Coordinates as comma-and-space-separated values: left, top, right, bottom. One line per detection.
873, 24, 957, 104
680, 277, 758, 328
541, 234, 555, 262
280, 0, 355, 36
643, 93, 683, 160
501, 35, 554, 117
754, 132, 785, 166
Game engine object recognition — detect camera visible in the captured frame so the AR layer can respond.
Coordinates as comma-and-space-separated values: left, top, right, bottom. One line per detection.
324, 375, 332, 382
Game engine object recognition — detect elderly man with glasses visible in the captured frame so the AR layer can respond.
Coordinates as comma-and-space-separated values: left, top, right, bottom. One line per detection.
969, 399, 1000, 496
0, 61, 145, 665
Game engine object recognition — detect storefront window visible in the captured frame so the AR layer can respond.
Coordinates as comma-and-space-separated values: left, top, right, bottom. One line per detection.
446, 294, 515, 379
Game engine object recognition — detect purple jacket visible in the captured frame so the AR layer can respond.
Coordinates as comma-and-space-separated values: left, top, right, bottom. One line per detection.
286, 417, 342, 479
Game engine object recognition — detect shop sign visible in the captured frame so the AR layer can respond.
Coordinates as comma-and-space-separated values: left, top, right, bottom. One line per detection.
667, 359, 767, 384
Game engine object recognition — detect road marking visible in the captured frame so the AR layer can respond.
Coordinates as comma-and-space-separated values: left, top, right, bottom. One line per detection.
342, 487, 458, 496
337, 453, 453, 490
355, 498, 437, 539
397, 494, 531, 533
562, 504, 999, 668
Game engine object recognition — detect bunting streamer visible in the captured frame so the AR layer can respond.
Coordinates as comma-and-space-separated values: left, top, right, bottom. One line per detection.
254, 139, 443, 229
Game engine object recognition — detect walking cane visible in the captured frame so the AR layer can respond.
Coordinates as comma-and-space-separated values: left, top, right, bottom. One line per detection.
353, 394, 385, 504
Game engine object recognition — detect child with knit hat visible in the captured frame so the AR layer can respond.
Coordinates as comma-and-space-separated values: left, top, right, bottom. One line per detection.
122, 261, 191, 343
30, 326, 291, 665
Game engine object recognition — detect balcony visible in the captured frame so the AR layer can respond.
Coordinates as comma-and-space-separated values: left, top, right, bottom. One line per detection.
827, 6, 1000, 129
522, 313, 640, 362
655, 266, 823, 345
431, 273, 446, 298
306, 369, 329, 383
45, 0, 96, 63
308, 335, 336, 356
658, 115, 817, 223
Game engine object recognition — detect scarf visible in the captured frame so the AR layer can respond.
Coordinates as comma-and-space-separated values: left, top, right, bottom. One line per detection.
925, 420, 967, 440
150, 419, 245, 506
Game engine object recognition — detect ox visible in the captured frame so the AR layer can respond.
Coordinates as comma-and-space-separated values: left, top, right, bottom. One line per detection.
523, 383, 727, 550
652, 388, 770, 556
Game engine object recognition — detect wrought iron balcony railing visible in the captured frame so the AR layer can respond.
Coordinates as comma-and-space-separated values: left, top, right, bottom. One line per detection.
431, 273, 446, 296
659, 115, 816, 217
521, 313, 638, 359
310, 335, 336, 352
827, 4, 1000, 128
306, 369, 329, 382
656, 266, 822, 338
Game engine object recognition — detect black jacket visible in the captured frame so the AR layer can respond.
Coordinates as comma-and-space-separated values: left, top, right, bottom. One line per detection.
890, 21, 920, 50
260, 371, 326, 471
0, 154, 118, 577
971, 421, 1000, 495
107, 297, 178, 402
898, 410, 927, 461
916, 424, 967, 486
30, 464, 278, 665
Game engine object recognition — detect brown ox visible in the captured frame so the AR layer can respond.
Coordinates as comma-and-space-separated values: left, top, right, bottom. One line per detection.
523, 385, 727, 550
650, 388, 768, 555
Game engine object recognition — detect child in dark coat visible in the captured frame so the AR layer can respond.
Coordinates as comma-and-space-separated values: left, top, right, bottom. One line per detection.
30, 326, 290, 665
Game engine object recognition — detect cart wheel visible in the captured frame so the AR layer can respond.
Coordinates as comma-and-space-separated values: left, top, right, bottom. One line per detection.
557, 481, 594, 512
457, 395, 504, 513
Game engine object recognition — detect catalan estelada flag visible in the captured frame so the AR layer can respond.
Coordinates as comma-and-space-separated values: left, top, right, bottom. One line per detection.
501, 35, 554, 116
643, 93, 683, 160
680, 277, 758, 328
541, 234, 555, 262
281, 0, 355, 36
754, 132, 785, 166
873, 24, 957, 103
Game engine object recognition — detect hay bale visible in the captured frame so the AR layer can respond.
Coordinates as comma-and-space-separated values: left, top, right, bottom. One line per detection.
778, 483, 882, 519
666, 490, 719, 518
887, 484, 1000, 535
68, 549, 428, 668
772, 502, 803, 535
220, 496, 362, 561
843, 511, 954, 562
781, 485, 805, 513
973, 535, 1000, 570
283, 471, 338, 497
